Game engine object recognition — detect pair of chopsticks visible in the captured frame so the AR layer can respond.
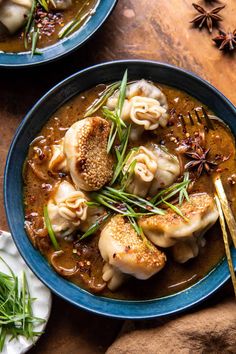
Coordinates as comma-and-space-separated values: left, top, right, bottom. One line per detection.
214, 176, 236, 297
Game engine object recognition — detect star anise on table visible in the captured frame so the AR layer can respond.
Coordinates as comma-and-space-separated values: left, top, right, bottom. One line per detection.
212, 29, 236, 51
184, 144, 218, 178
190, 3, 225, 33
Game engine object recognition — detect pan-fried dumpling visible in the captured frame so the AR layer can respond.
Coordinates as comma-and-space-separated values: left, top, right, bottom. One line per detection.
48, 138, 68, 173
123, 144, 180, 197
64, 116, 114, 191
99, 215, 166, 290
0, 0, 32, 37
106, 80, 169, 140
139, 193, 218, 250
171, 236, 206, 263
47, 181, 88, 237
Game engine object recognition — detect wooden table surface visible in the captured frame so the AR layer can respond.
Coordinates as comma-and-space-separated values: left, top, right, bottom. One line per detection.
1, 0, 236, 352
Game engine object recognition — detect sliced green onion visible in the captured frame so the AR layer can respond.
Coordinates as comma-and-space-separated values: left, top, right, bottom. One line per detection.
31, 28, 40, 56
38, 0, 48, 11
79, 213, 111, 241
43, 206, 60, 250
58, 0, 92, 39
161, 199, 189, 222
179, 172, 190, 205
107, 122, 117, 153
110, 125, 131, 185
84, 82, 120, 117
24, 0, 36, 49
0, 257, 45, 350
117, 69, 128, 119
121, 159, 137, 190
151, 180, 189, 205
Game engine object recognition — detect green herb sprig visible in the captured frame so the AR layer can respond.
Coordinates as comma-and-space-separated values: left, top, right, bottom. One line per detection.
151, 173, 190, 206
110, 124, 131, 185
90, 187, 165, 219
103, 70, 128, 146
0, 258, 45, 351
24, 0, 43, 56
79, 213, 111, 241
84, 82, 121, 118
58, 0, 93, 39
179, 172, 190, 205
44, 206, 60, 250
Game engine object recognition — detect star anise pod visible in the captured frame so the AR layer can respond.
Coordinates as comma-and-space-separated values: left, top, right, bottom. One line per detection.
190, 3, 225, 33
213, 29, 236, 51
184, 144, 218, 178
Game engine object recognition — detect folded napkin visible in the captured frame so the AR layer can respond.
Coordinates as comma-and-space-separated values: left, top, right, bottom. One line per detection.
106, 298, 236, 353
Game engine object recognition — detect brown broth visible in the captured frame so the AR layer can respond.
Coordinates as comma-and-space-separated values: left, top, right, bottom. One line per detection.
23, 83, 236, 300
0, 0, 99, 53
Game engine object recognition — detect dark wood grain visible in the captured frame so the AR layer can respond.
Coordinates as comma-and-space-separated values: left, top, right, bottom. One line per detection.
1, 0, 235, 352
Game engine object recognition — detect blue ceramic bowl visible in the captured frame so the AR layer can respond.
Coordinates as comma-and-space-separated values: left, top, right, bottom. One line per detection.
0, 0, 117, 67
4, 60, 236, 319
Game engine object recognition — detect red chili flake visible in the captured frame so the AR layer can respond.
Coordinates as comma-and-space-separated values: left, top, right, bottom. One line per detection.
34, 5, 64, 37
125, 246, 131, 252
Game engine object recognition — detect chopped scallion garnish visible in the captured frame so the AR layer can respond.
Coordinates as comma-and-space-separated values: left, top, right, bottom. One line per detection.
110, 125, 131, 185
0, 257, 45, 351
43, 206, 60, 250
161, 199, 189, 222
58, 0, 93, 39
79, 213, 111, 241
179, 172, 190, 205
84, 82, 121, 118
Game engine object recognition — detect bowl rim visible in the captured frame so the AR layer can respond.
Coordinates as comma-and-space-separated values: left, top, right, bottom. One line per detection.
0, 0, 117, 68
4, 60, 236, 319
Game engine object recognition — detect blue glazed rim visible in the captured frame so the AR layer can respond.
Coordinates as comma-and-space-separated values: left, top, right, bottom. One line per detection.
0, 0, 117, 68
4, 60, 236, 319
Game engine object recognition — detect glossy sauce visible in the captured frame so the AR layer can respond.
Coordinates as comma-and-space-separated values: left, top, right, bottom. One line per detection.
23, 83, 236, 300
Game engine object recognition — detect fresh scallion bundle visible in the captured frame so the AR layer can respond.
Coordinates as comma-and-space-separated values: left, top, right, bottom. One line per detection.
0, 257, 45, 351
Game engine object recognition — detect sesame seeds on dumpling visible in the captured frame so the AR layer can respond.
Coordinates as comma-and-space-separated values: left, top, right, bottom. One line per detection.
64, 116, 114, 191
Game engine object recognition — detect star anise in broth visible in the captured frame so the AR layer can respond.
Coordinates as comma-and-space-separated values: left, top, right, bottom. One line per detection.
213, 29, 236, 51
190, 3, 225, 33
184, 144, 218, 178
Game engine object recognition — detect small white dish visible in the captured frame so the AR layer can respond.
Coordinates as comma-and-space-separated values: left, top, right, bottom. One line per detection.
0, 231, 52, 354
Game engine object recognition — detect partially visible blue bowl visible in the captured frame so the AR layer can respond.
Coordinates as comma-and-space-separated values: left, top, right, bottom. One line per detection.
0, 0, 117, 67
4, 60, 236, 319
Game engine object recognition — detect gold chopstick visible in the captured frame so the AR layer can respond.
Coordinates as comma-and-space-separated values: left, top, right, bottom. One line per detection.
215, 195, 236, 298
214, 176, 236, 248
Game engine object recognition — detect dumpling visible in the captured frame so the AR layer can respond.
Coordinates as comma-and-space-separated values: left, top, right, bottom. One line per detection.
106, 80, 169, 140
47, 180, 88, 237
171, 237, 206, 264
98, 215, 166, 290
64, 116, 114, 191
48, 138, 68, 173
123, 144, 180, 197
139, 193, 219, 250
0, 0, 32, 37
